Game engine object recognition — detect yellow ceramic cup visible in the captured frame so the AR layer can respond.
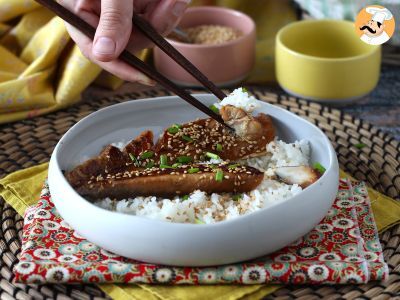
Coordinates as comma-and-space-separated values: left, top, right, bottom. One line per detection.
275, 20, 381, 101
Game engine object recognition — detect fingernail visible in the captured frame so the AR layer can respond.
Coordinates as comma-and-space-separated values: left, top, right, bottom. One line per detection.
137, 74, 156, 86
93, 37, 115, 56
138, 79, 157, 86
172, 0, 190, 17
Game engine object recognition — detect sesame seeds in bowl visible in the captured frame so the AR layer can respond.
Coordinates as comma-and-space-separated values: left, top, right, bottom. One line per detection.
154, 6, 256, 87
171, 25, 243, 45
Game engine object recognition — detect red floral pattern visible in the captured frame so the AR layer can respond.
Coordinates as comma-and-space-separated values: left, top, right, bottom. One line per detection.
14, 179, 388, 284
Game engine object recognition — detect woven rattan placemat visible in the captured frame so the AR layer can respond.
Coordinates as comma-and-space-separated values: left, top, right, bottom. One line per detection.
0, 88, 399, 299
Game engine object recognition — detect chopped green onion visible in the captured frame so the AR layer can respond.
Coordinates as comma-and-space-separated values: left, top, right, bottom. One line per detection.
172, 163, 182, 168
242, 87, 249, 93
182, 135, 193, 142
176, 156, 192, 163
209, 164, 217, 169
167, 127, 178, 134
355, 143, 366, 149
129, 153, 140, 166
160, 154, 168, 165
160, 164, 173, 169
228, 164, 239, 169
188, 167, 200, 174
146, 160, 155, 168
167, 126, 179, 134
209, 104, 219, 114
215, 169, 223, 182
195, 218, 205, 224
140, 150, 154, 159
167, 124, 181, 134
313, 162, 326, 174
206, 152, 220, 160
182, 195, 189, 201
216, 143, 223, 152
232, 194, 242, 201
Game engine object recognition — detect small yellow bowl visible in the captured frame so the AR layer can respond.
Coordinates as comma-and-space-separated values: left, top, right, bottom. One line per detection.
275, 20, 381, 102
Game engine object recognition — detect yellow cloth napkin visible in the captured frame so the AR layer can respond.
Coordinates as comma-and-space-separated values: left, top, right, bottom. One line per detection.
0, 1, 151, 124
0, 2, 101, 124
1, 164, 400, 300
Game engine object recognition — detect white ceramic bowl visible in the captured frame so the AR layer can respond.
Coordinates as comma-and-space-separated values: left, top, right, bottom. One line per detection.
48, 94, 339, 266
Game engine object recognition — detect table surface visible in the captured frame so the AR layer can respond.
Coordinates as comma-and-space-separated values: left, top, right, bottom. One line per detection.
83, 64, 400, 141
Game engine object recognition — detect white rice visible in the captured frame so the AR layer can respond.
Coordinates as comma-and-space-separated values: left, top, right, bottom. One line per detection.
92, 89, 311, 224
214, 87, 260, 112
244, 139, 310, 173
94, 139, 309, 224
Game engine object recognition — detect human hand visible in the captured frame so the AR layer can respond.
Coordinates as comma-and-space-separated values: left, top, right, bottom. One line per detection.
59, 0, 190, 85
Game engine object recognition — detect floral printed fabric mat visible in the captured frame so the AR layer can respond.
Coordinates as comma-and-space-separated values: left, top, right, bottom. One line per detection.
15, 179, 388, 285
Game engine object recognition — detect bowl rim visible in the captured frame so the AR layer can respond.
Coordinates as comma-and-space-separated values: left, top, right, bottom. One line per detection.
165, 6, 256, 49
276, 19, 381, 62
49, 94, 338, 230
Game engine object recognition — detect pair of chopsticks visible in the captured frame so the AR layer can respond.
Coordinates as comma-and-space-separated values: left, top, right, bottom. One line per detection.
34, 0, 230, 128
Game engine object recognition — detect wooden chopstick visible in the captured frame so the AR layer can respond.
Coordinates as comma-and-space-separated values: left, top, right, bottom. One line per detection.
132, 13, 227, 100
34, 0, 230, 129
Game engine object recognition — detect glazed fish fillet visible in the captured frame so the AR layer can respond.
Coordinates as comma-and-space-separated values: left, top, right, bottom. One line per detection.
72, 162, 264, 200
155, 105, 275, 161
66, 131, 154, 187
66, 106, 274, 199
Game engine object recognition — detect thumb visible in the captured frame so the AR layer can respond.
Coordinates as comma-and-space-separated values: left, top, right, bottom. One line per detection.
92, 0, 133, 62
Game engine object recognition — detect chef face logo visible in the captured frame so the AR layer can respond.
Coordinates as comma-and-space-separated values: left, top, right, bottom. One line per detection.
360, 20, 385, 37
355, 5, 395, 45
